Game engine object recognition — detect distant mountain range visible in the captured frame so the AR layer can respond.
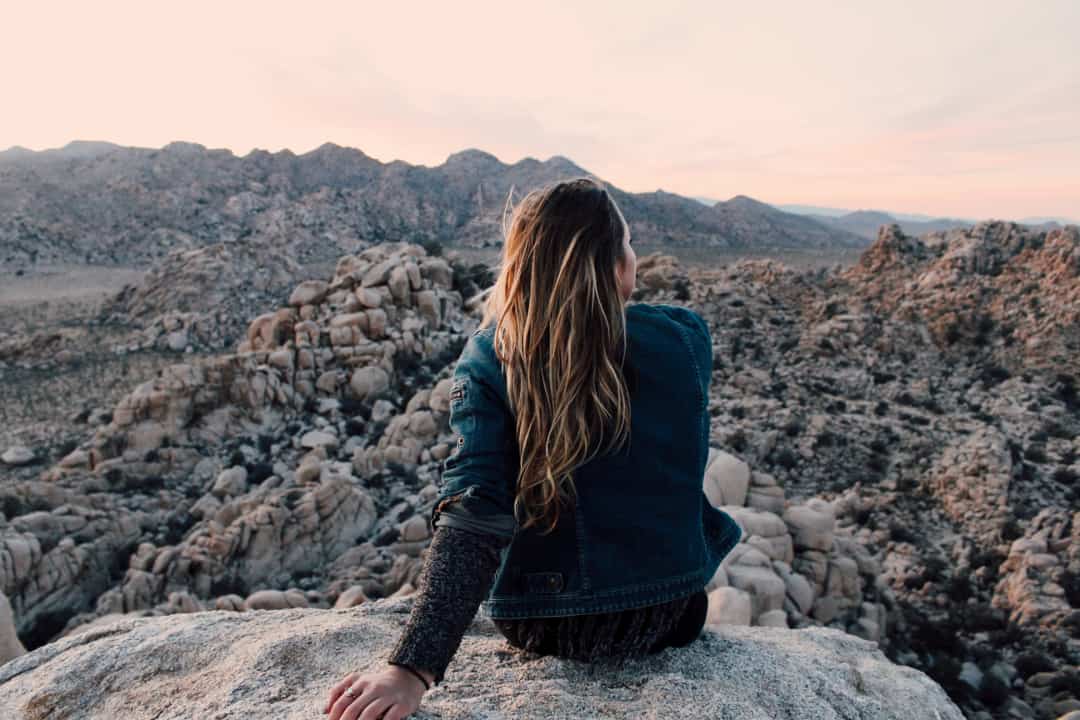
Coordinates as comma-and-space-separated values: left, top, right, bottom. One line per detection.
692, 196, 1076, 239
773, 203, 946, 222
0, 141, 868, 268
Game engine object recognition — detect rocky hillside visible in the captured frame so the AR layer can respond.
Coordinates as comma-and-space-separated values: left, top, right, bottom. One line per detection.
704, 195, 868, 248
2, 225, 1079, 719
0, 236, 495, 464
839, 222, 1080, 380
687, 222, 1080, 718
95, 240, 306, 354
0, 141, 866, 269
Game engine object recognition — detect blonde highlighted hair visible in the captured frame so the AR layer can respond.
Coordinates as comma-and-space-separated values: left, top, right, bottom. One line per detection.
480, 176, 634, 535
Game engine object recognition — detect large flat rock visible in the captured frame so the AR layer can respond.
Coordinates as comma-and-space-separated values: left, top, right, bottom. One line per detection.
0, 597, 963, 719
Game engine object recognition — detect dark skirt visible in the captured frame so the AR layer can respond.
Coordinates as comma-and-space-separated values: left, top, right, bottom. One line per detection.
492, 589, 709, 662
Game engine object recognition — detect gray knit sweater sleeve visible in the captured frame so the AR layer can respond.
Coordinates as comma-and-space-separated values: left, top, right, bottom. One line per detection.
385, 522, 509, 687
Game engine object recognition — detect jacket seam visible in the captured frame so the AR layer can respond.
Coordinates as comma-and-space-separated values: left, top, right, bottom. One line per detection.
481, 569, 708, 618
492, 564, 704, 599
671, 319, 707, 472
671, 312, 711, 572
574, 494, 591, 591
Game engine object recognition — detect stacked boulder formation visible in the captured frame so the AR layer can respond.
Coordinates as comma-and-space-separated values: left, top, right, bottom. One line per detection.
703, 449, 889, 644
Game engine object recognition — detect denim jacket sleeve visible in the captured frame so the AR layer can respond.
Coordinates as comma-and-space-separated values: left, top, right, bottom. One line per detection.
430, 329, 519, 540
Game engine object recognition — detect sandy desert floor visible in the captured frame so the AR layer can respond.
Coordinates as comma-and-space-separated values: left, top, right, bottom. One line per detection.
0, 265, 145, 334
0, 265, 157, 466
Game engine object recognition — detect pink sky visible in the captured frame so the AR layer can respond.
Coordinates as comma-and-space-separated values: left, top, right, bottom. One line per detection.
4, 1, 1078, 220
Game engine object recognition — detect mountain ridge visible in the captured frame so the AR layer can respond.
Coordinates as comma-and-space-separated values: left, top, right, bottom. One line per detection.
0, 140, 867, 268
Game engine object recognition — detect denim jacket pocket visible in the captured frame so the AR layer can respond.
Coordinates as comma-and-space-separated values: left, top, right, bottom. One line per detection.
523, 571, 564, 594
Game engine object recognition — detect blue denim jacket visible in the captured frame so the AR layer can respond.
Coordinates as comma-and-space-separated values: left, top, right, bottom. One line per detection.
430, 302, 743, 619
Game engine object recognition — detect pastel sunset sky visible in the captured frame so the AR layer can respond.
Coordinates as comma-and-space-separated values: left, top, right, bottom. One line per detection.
4, 1, 1077, 220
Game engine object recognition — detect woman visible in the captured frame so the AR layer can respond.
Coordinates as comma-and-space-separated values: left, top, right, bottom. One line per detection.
323, 177, 741, 720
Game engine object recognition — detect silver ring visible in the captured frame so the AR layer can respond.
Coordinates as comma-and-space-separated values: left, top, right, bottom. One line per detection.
344, 688, 356, 698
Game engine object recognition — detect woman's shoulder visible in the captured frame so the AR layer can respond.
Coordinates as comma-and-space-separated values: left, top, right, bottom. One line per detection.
627, 303, 711, 376
627, 302, 708, 339
455, 323, 504, 385
467, 323, 500, 358
462, 306, 710, 367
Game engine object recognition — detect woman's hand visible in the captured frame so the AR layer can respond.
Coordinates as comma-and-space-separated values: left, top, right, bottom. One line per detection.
322, 665, 428, 720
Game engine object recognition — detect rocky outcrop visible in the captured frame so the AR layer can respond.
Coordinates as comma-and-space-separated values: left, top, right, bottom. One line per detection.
98, 240, 304, 353
0, 590, 26, 664
992, 507, 1079, 633
840, 221, 1080, 380
0, 597, 964, 720
1, 241, 470, 641
703, 449, 890, 643
634, 251, 691, 295
0, 506, 143, 647
923, 425, 1014, 540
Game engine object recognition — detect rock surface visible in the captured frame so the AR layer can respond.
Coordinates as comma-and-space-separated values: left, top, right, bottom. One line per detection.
1, 446, 34, 466
0, 591, 26, 664
0, 597, 965, 720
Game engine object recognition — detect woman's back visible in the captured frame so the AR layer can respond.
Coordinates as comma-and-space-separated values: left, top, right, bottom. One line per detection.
336, 178, 741, 713
432, 301, 740, 620
385, 301, 742, 687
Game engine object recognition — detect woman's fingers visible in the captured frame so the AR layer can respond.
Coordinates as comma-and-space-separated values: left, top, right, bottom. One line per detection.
354, 695, 393, 720
381, 705, 410, 720
328, 679, 370, 720
323, 669, 420, 720
324, 673, 361, 713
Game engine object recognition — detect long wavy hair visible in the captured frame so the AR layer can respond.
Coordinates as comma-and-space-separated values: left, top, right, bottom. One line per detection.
479, 176, 634, 535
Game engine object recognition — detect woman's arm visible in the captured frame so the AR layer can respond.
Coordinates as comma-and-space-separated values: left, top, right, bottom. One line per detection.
386, 330, 518, 686
385, 522, 511, 686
